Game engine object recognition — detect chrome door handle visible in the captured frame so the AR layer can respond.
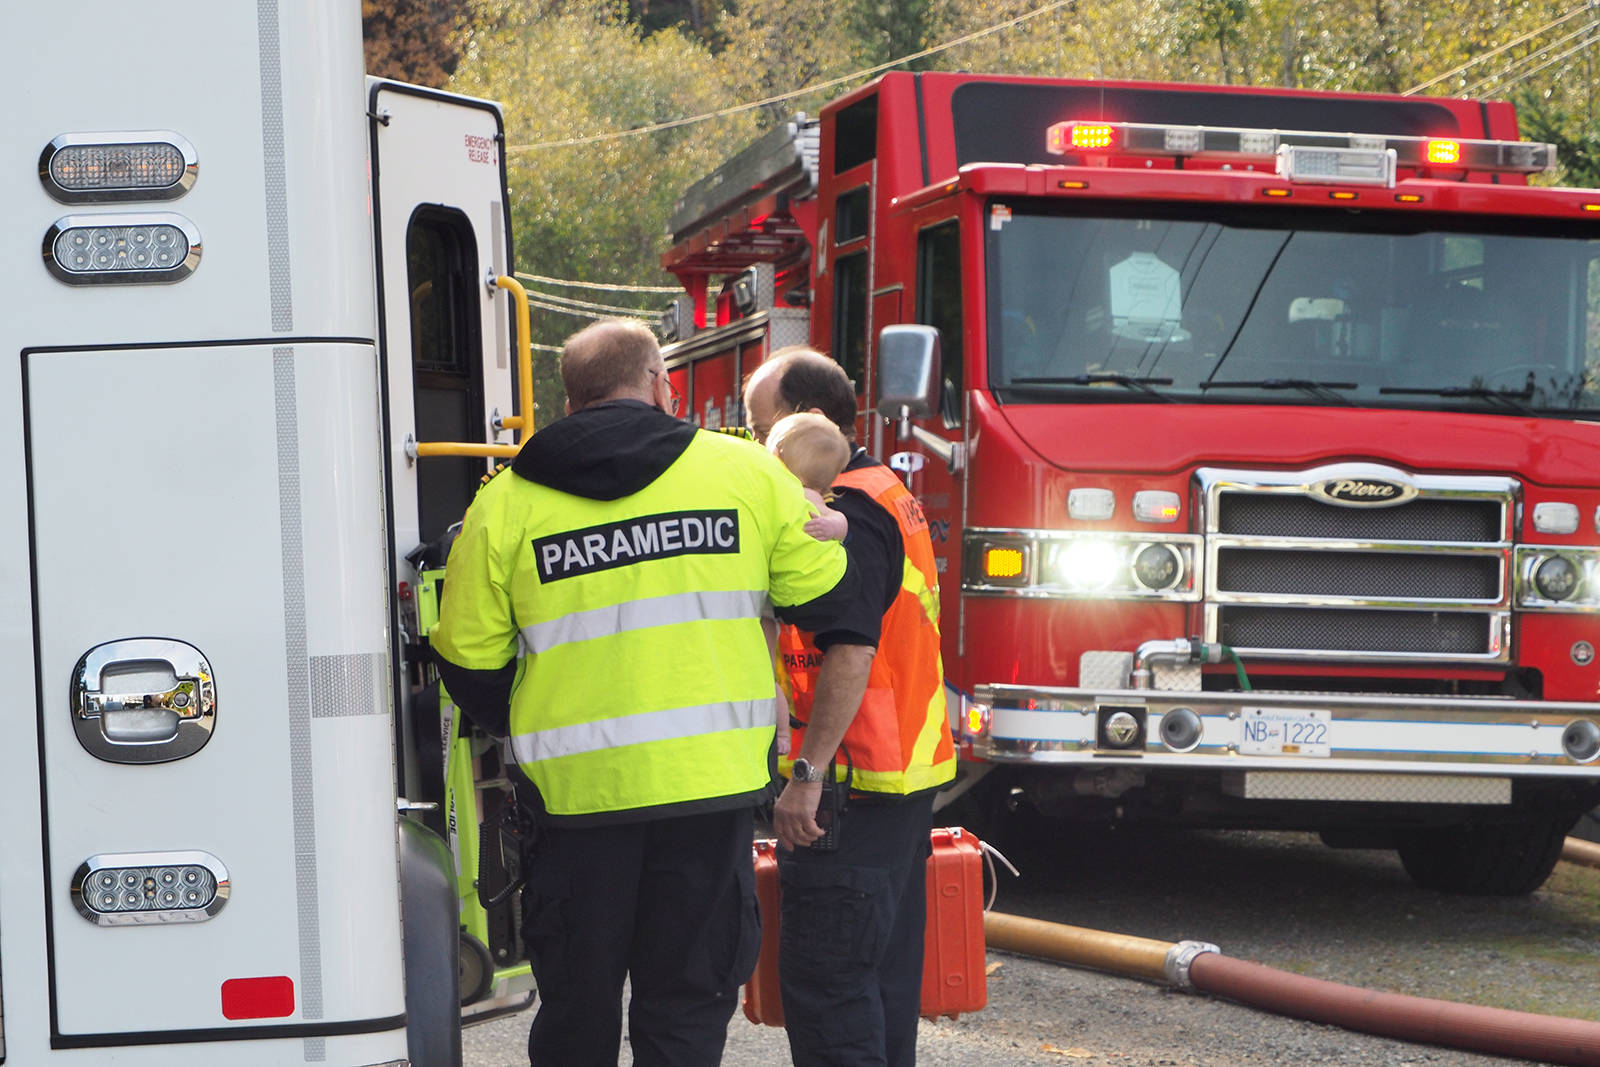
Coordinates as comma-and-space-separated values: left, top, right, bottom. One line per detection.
71, 638, 216, 763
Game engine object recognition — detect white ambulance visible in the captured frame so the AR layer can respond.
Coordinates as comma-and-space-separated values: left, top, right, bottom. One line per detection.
1, 2, 532, 1063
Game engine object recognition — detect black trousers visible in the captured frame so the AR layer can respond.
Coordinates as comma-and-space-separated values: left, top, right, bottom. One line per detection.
520, 806, 761, 1067
776, 790, 936, 1067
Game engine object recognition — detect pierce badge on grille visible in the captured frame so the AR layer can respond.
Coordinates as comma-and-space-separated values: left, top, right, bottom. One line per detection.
1309, 476, 1418, 507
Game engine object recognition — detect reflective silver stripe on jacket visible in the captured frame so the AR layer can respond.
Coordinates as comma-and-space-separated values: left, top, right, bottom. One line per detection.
511, 697, 777, 763
519, 589, 767, 655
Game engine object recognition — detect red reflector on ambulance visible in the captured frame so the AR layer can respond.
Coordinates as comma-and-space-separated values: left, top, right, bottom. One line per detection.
221, 975, 295, 1019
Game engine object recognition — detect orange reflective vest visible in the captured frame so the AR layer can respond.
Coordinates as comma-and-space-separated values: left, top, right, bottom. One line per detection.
778, 463, 956, 795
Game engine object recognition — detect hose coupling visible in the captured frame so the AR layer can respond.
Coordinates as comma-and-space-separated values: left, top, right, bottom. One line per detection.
1162, 939, 1220, 990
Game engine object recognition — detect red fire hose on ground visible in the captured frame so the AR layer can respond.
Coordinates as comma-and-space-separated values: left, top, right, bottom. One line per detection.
983, 837, 1600, 1067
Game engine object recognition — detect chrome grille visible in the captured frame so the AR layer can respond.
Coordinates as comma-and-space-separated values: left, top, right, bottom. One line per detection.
1200, 465, 1515, 663
1215, 548, 1502, 600
1218, 607, 1492, 655
1217, 495, 1503, 541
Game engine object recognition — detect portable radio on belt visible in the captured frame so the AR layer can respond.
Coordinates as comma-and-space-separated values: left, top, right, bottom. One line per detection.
809, 760, 847, 852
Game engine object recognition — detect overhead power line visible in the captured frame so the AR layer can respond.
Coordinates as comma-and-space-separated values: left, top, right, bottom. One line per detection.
1477, 22, 1600, 97
1457, 12, 1600, 98
515, 270, 680, 293
526, 286, 662, 318
1404, 2, 1595, 95
505, 0, 1075, 153
529, 295, 657, 321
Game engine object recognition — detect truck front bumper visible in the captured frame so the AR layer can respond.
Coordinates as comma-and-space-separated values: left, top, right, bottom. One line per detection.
972, 685, 1600, 783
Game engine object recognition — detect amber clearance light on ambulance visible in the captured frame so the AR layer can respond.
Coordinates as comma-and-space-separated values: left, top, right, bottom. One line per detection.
40, 131, 197, 203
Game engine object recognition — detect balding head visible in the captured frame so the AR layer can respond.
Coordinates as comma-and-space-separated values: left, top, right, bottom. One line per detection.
560, 318, 664, 413
743, 346, 857, 444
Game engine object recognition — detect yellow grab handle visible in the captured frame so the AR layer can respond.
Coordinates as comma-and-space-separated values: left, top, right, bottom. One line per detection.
495, 274, 535, 439
409, 274, 534, 465
412, 441, 520, 459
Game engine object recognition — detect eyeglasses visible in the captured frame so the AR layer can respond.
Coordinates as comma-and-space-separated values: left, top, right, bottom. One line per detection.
650, 368, 682, 417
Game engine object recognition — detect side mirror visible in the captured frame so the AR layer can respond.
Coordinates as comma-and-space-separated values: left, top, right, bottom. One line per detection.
875, 324, 942, 418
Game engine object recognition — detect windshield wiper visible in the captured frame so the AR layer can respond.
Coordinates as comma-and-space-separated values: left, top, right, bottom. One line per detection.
1378, 384, 1534, 415
1011, 373, 1176, 402
1199, 378, 1358, 405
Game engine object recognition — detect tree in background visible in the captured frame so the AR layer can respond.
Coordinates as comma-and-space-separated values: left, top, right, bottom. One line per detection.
363, 0, 470, 87
714, 0, 859, 125
450, 0, 748, 415
846, 0, 938, 70
1516, 88, 1600, 188
624, 0, 725, 40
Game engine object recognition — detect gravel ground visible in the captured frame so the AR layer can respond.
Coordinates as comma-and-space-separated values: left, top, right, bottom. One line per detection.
464, 827, 1600, 1066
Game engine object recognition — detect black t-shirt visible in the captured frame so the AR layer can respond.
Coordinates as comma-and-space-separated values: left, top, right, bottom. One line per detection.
814, 451, 904, 651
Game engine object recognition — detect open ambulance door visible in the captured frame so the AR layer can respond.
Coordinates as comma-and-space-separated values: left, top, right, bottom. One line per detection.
368, 79, 534, 1025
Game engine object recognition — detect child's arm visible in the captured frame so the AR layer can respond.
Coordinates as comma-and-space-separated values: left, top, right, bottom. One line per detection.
801, 487, 848, 541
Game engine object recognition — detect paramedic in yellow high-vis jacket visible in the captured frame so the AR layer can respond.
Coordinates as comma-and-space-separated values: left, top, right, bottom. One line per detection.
432, 319, 857, 1067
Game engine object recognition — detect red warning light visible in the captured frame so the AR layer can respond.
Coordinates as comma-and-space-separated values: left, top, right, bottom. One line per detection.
1046, 121, 1117, 155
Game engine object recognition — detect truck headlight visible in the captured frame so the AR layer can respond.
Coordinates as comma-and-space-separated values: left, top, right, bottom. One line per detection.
1132, 543, 1183, 591
1534, 556, 1579, 601
1517, 546, 1600, 610
1050, 539, 1122, 591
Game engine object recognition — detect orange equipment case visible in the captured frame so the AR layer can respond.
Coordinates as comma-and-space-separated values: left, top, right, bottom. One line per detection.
743, 826, 988, 1026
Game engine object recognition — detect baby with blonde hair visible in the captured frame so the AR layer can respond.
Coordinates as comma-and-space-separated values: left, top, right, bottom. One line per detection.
766, 411, 850, 541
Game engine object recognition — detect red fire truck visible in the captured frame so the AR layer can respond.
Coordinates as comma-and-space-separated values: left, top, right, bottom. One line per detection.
661, 72, 1600, 896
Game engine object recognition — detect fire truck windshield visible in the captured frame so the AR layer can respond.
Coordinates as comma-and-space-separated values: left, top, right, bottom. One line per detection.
986, 202, 1600, 415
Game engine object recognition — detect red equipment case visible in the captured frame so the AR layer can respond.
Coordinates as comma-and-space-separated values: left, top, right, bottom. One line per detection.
743, 826, 988, 1026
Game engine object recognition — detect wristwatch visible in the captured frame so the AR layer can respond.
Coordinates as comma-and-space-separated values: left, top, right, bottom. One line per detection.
790, 757, 827, 783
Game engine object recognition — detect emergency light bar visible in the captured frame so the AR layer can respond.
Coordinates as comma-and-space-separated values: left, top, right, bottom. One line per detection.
1044, 120, 1556, 181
